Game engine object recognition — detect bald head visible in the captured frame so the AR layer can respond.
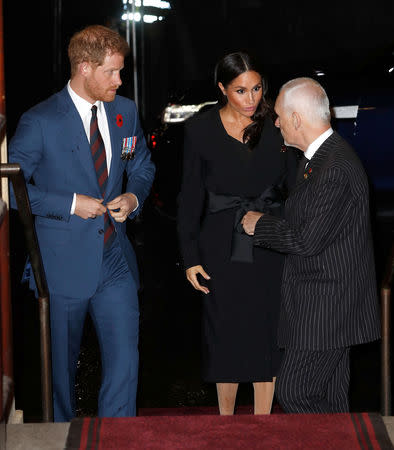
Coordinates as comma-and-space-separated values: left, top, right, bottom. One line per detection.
274, 77, 332, 151
280, 77, 331, 125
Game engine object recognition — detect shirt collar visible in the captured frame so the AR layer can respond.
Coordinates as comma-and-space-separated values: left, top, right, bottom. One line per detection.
67, 81, 104, 118
304, 128, 333, 160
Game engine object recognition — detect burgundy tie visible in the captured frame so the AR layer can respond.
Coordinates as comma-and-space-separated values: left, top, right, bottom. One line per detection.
90, 105, 115, 248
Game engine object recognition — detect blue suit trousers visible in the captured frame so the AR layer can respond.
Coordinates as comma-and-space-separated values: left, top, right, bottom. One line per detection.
50, 239, 139, 422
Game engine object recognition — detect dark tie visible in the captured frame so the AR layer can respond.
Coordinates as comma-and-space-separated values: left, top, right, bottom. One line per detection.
296, 154, 308, 183
90, 105, 115, 248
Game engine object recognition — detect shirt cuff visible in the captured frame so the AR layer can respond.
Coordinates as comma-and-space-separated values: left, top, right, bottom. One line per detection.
132, 195, 139, 212
70, 193, 76, 215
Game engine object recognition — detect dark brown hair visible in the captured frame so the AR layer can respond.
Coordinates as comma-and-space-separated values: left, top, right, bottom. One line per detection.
214, 51, 272, 149
68, 25, 130, 76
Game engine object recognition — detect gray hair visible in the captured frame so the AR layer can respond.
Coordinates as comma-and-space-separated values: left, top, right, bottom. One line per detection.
280, 77, 331, 124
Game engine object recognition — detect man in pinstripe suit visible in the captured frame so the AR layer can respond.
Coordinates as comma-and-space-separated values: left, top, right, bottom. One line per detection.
242, 78, 381, 413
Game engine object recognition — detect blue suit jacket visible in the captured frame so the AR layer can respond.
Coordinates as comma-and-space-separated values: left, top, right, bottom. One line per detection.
9, 86, 155, 298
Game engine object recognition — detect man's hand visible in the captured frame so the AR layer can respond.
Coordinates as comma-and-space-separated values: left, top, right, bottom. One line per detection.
241, 211, 264, 236
107, 193, 138, 223
186, 265, 211, 294
75, 194, 106, 219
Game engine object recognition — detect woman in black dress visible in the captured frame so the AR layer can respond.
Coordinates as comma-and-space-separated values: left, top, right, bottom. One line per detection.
177, 52, 295, 415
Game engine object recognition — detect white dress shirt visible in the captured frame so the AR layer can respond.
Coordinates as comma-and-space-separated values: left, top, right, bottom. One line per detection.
67, 82, 112, 214
304, 128, 333, 162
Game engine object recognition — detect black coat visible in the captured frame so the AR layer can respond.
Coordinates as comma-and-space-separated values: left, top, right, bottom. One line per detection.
177, 105, 297, 381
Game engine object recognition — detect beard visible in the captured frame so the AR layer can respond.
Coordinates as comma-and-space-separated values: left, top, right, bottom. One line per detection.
85, 78, 117, 103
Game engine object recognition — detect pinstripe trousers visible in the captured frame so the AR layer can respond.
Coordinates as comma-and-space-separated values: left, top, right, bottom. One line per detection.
276, 348, 350, 413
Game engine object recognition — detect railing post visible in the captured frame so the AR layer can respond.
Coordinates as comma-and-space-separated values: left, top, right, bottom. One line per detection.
381, 242, 394, 417
0, 200, 13, 428
381, 285, 391, 416
38, 296, 52, 422
0, 163, 53, 422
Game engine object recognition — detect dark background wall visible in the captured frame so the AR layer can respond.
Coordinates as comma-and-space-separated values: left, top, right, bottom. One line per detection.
3, 0, 394, 134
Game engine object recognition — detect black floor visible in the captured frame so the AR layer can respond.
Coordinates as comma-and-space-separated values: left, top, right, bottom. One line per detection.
10, 201, 394, 422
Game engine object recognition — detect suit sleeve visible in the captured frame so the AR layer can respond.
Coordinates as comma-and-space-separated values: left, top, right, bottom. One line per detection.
8, 111, 73, 221
254, 167, 353, 257
125, 103, 156, 219
176, 122, 206, 269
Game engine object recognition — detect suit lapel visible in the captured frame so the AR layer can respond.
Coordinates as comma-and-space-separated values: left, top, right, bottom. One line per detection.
57, 88, 101, 196
288, 132, 336, 196
104, 100, 122, 199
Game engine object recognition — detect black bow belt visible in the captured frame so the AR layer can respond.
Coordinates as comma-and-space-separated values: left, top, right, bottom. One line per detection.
207, 184, 285, 263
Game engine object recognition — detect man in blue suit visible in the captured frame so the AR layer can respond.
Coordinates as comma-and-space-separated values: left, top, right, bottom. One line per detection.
9, 25, 155, 421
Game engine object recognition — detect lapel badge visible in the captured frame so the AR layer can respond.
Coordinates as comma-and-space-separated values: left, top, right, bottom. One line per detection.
280, 144, 287, 152
121, 136, 137, 160
308, 167, 312, 174
116, 114, 123, 127
304, 173, 308, 179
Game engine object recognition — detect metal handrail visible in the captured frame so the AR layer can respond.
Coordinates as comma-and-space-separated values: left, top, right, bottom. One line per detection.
0, 198, 10, 423
0, 163, 53, 422
381, 241, 394, 416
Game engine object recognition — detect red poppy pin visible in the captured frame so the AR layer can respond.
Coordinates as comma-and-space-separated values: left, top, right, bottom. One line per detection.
308, 167, 312, 174
116, 114, 123, 127
280, 144, 287, 152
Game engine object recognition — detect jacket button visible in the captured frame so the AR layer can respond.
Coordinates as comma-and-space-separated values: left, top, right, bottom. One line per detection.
98, 229, 104, 234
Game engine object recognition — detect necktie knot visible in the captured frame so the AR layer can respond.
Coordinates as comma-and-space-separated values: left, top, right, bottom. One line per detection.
296, 154, 309, 183
91, 105, 98, 118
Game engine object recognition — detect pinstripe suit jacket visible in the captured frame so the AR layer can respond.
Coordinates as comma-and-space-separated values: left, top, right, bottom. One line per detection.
254, 132, 381, 350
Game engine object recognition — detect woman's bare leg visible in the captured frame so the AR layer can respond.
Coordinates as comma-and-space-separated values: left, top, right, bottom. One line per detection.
253, 378, 276, 415
216, 383, 239, 415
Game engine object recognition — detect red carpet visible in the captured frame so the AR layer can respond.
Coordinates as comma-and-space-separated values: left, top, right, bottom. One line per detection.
65, 411, 393, 449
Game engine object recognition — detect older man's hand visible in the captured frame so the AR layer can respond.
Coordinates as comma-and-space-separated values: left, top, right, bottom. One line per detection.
241, 211, 264, 236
